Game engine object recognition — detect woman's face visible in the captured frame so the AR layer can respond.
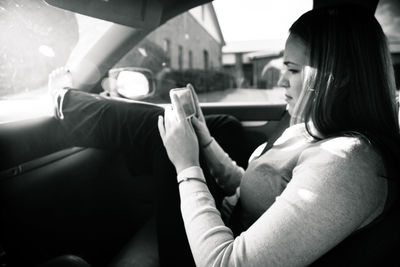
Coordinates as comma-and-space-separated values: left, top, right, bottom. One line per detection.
278, 34, 308, 115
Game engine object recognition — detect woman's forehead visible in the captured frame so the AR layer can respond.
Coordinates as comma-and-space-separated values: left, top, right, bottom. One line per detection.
283, 34, 308, 66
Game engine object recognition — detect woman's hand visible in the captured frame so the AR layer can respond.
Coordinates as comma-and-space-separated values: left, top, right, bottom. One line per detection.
187, 84, 213, 147
158, 94, 200, 174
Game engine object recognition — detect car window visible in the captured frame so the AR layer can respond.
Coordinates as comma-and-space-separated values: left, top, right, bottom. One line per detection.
111, 0, 312, 104
110, 0, 400, 105
0, 0, 399, 123
0, 0, 111, 123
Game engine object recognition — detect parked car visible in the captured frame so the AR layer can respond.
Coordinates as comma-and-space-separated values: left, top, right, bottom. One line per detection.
0, 0, 399, 266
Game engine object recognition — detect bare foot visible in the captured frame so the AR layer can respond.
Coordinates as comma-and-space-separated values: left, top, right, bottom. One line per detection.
48, 67, 73, 95
48, 67, 73, 118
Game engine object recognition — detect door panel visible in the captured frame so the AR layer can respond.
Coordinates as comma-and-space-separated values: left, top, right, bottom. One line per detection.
202, 103, 288, 157
0, 115, 155, 266
202, 103, 286, 121
0, 117, 68, 171
0, 147, 155, 266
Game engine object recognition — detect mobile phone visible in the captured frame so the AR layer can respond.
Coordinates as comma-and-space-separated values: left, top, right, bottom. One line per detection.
169, 87, 197, 118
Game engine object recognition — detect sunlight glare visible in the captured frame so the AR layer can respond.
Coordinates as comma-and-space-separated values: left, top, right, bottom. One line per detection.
0, 95, 53, 124
320, 140, 349, 159
38, 45, 55, 58
297, 188, 316, 202
213, 0, 313, 42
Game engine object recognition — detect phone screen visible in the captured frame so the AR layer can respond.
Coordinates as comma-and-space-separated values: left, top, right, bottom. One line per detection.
170, 88, 196, 118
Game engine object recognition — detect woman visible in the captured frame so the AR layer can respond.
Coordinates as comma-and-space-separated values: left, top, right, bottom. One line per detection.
158, 5, 400, 266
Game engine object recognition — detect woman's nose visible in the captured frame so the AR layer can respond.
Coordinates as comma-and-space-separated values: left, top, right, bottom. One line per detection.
277, 72, 289, 88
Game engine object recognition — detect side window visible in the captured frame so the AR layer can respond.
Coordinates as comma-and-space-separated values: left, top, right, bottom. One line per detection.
111, 2, 314, 105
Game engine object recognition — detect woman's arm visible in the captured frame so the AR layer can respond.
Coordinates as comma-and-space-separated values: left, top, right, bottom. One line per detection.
201, 137, 245, 196
188, 83, 246, 195
179, 137, 387, 266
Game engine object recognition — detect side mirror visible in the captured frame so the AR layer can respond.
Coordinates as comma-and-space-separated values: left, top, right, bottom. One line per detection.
107, 67, 155, 100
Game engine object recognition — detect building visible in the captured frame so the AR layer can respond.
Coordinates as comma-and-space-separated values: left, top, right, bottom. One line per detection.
116, 3, 225, 74
248, 50, 283, 89
222, 39, 285, 89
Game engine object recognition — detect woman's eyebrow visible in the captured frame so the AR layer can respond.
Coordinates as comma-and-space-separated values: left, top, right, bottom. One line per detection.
283, 61, 301, 67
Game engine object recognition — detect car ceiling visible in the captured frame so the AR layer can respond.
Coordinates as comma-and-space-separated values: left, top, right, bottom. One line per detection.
44, 0, 212, 29
44, 0, 399, 51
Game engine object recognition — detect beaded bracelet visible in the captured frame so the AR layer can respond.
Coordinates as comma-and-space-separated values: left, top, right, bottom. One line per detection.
178, 177, 207, 185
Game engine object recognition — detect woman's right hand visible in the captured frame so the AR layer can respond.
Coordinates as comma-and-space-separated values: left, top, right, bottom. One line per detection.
187, 84, 213, 147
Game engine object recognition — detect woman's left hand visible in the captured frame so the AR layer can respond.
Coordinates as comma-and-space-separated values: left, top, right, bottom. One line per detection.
158, 94, 200, 174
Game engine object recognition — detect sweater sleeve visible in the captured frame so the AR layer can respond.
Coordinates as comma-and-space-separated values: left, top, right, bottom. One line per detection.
179, 137, 387, 267
201, 138, 245, 196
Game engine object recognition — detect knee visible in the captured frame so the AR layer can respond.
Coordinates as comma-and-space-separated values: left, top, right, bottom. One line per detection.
205, 114, 243, 134
220, 114, 242, 130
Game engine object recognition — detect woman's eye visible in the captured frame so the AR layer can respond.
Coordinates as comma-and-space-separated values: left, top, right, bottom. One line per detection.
289, 69, 300, 74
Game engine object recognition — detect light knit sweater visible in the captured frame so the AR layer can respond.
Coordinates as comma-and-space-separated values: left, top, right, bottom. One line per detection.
178, 123, 388, 267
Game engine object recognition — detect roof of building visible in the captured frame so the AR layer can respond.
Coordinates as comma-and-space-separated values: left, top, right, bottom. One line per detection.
189, 3, 225, 45
222, 39, 285, 54
208, 3, 225, 46
247, 50, 283, 60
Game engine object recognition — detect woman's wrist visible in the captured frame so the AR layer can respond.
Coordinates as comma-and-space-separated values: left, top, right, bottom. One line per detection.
177, 166, 205, 184
201, 137, 214, 149
175, 161, 200, 174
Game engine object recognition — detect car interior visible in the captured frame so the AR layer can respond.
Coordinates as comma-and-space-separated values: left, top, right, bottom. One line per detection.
0, 0, 399, 266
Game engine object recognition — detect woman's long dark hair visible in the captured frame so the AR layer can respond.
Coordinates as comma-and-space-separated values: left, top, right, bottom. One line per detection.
289, 6, 400, 179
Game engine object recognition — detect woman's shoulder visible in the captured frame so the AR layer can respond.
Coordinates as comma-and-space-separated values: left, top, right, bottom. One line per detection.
293, 135, 387, 212
320, 135, 374, 155
281, 123, 386, 177
301, 134, 386, 177
323, 135, 378, 157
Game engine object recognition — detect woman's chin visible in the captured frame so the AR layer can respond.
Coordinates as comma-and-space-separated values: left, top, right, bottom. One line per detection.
286, 104, 294, 116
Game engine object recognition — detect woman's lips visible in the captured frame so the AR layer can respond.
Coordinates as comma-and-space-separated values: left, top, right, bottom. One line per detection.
284, 94, 293, 102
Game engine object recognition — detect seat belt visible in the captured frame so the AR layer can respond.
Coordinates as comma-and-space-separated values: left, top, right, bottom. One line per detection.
259, 110, 291, 156
229, 110, 290, 236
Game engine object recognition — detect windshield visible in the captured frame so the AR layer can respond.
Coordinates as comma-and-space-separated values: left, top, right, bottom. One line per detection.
0, 0, 111, 122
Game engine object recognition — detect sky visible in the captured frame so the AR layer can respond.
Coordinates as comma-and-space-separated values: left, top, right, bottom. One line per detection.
213, 0, 313, 43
